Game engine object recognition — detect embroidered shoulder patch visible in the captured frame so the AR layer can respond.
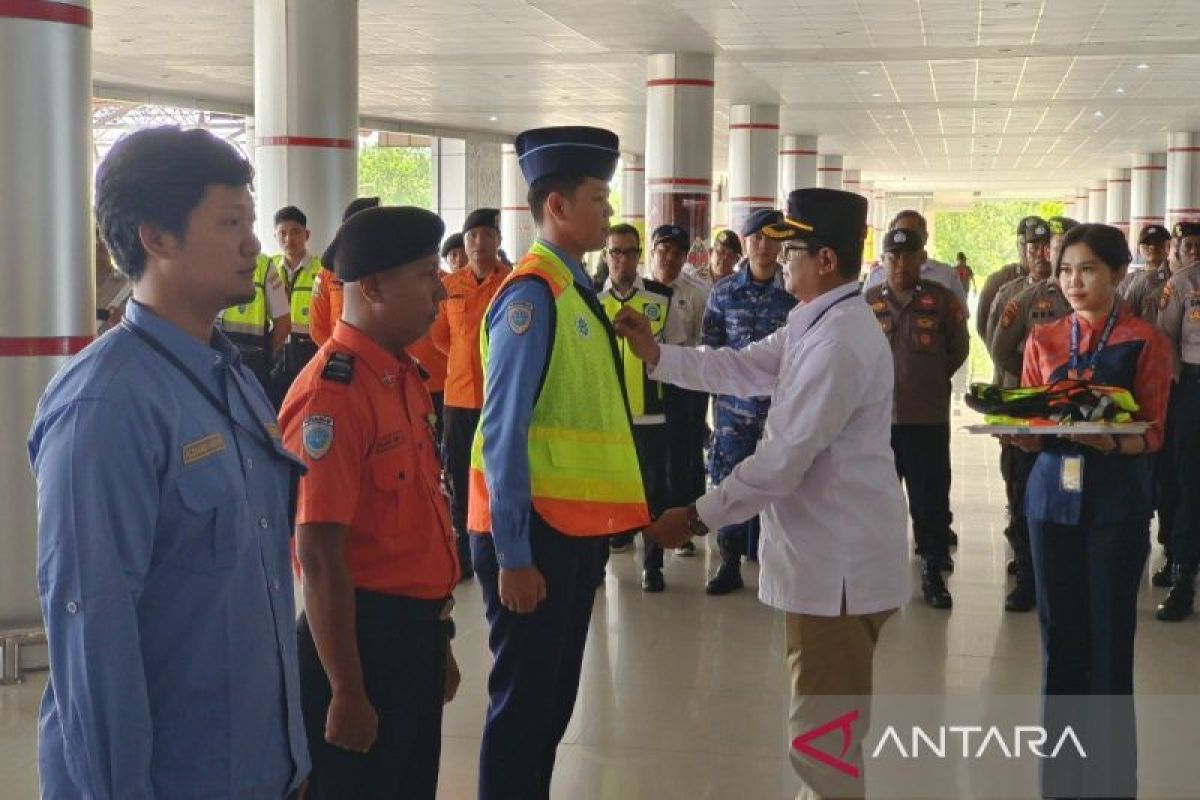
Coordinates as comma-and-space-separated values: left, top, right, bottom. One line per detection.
1000, 300, 1019, 329
506, 301, 533, 335
1160, 281, 1175, 310
183, 433, 225, 465
321, 352, 355, 384
644, 302, 661, 321
302, 415, 335, 460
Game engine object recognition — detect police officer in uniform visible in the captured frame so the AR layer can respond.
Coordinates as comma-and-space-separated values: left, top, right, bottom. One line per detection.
976, 216, 1036, 344
1154, 221, 1200, 621
599, 222, 685, 590
700, 208, 797, 594
989, 217, 1072, 612
867, 227, 969, 609
1122, 224, 1173, 324
467, 126, 649, 800
280, 207, 460, 798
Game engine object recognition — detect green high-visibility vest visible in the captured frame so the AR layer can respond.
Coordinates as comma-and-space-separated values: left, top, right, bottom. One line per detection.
599, 279, 672, 425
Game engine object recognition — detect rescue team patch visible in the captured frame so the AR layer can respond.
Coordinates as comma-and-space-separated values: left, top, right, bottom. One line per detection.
302, 415, 335, 460
321, 352, 355, 384
507, 301, 533, 335
1000, 300, 1019, 328
644, 303, 661, 322
183, 434, 225, 465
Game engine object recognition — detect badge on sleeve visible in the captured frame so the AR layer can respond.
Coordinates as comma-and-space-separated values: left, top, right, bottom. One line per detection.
506, 301, 533, 335
1000, 300, 1019, 329
302, 415, 335, 460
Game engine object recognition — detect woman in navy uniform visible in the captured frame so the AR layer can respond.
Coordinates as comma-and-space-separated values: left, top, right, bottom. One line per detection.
1004, 224, 1172, 799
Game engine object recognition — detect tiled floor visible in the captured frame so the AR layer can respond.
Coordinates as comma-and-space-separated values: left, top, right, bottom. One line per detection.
2, 390, 1198, 799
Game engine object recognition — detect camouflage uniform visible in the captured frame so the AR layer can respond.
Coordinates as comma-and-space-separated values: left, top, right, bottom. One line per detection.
701, 261, 797, 560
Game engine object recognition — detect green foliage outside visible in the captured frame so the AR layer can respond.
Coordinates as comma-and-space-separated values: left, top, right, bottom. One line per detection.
357, 146, 433, 208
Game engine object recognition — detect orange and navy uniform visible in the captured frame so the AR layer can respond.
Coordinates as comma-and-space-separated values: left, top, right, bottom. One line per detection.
280, 321, 459, 597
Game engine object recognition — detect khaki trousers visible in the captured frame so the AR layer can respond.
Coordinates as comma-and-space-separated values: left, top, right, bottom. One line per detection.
785, 606, 895, 800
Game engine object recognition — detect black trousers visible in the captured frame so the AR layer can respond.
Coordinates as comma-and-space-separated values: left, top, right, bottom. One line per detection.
1000, 443, 1038, 575
1029, 518, 1148, 799
442, 405, 481, 540
429, 391, 445, 448
298, 592, 448, 800
665, 386, 707, 508
631, 423, 671, 569
472, 517, 608, 800
891, 423, 953, 561
1162, 373, 1200, 568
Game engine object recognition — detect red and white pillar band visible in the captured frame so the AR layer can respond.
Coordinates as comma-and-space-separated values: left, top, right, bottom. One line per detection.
0, 0, 93, 627
1105, 167, 1131, 236
645, 53, 714, 259
618, 153, 646, 255
778, 134, 817, 204
1087, 179, 1107, 225
501, 143, 533, 260
253, 0, 358, 253
817, 154, 844, 190
1167, 133, 1200, 230
727, 104, 779, 231
1130, 152, 1167, 245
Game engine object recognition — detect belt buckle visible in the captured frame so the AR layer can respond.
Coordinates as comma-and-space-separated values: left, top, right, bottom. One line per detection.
439, 597, 455, 620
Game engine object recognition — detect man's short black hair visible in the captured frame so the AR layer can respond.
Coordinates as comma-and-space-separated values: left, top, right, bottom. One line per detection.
527, 174, 590, 225
890, 209, 929, 234
607, 223, 640, 247
95, 126, 253, 281
274, 205, 307, 228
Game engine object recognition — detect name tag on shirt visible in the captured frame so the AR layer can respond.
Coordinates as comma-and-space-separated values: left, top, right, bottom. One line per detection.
182, 433, 226, 465
1060, 455, 1083, 493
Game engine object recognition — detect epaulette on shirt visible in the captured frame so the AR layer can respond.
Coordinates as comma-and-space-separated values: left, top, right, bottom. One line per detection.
321, 352, 355, 384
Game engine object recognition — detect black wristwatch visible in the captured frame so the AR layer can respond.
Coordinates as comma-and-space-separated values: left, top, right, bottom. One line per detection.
686, 504, 710, 537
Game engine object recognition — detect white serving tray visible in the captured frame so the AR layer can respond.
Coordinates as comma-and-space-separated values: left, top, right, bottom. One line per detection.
964, 422, 1151, 435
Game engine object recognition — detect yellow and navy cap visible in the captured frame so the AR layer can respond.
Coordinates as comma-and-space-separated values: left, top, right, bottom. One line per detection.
763, 188, 868, 248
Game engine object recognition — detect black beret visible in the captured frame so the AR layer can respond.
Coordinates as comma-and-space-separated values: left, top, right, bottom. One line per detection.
516, 126, 620, 185
763, 188, 867, 250
713, 229, 742, 255
463, 208, 500, 233
342, 196, 380, 222
440, 232, 465, 257
651, 224, 689, 251
1174, 221, 1200, 239
883, 227, 925, 253
1139, 224, 1171, 244
328, 207, 445, 282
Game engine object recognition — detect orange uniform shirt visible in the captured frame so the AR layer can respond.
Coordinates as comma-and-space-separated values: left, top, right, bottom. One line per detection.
407, 332, 448, 394
280, 321, 459, 598
309, 267, 343, 347
430, 265, 510, 409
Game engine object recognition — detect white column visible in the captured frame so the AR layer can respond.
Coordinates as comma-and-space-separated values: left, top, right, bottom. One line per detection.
254, 0, 358, 253
778, 134, 817, 203
645, 53, 714, 258
0, 0, 93, 631
1167, 133, 1200, 230
1076, 186, 1090, 219
872, 188, 888, 249
727, 104, 779, 231
500, 143, 533, 260
1130, 152, 1167, 245
843, 168, 862, 196
1105, 167, 1131, 237
619, 153, 647, 250
1063, 194, 1076, 220
817, 153, 844, 190
431, 137, 467, 236
1087, 179, 1107, 224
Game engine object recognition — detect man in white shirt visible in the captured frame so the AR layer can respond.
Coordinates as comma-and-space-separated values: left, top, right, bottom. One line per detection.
615, 188, 909, 800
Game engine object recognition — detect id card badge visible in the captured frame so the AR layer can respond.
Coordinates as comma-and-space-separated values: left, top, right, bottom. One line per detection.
1060, 455, 1084, 493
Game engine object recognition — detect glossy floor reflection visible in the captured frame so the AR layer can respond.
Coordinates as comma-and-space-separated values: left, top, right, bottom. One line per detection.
2, 397, 1197, 799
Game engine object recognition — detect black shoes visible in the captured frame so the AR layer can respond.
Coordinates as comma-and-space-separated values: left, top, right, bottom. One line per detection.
1152, 558, 1175, 588
921, 559, 953, 609
641, 568, 665, 593
1156, 565, 1196, 622
705, 560, 744, 595
1005, 576, 1036, 612
456, 534, 474, 582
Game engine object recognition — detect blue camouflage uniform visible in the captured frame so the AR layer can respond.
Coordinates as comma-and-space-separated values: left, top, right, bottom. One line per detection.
701, 261, 797, 559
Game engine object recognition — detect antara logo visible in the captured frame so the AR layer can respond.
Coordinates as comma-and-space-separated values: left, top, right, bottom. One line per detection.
791, 710, 861, 779
870, 725, 1087, 760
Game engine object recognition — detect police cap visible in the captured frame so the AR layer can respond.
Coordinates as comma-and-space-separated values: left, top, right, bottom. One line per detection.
515, 126, 620, 186
762, 188, 868, 250
651, 224, 689, 251
883, 227, 925, 253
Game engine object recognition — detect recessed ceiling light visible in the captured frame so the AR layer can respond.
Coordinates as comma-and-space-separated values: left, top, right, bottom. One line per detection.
1094, 110, 1105, 117
872, 93, 882, 97
1115, 87, 1126, 94
857, 69, 870, 75
1136, 63, 1150, 70
489, 116, 498, 122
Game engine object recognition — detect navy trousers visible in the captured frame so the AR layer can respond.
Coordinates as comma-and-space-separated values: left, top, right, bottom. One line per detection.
472, 516, 609, 800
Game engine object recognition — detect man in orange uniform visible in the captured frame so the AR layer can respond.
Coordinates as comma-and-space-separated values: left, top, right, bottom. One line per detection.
280, 206, 460, 799
430, 207, 510, 578
310, 197, 381, 347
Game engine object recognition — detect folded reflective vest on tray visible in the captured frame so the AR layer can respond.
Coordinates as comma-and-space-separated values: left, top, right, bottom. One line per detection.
965, 379, 1139, 426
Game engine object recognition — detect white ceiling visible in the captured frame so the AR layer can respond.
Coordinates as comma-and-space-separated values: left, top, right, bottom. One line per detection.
91, 0, 1200, 196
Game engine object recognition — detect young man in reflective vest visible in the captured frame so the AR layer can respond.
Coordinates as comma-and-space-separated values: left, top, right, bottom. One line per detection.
466, 126, 649, 800
215, 251, 291, 392
599, 222, 685, 591
270, 205, 325, 404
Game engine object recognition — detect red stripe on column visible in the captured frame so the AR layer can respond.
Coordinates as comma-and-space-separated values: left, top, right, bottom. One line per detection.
623, 167, 645, 172
258, 136, 356, 150
646, 78, 715, 88
730, 123, 779, 131
647, 177, 712, 187
779, 149, 818, 156
817, 167, 843, 172
501, 206, 529, 211
0, 336, 92, 356
0, 0, 92, 26
730, 196, 776, 203
1169, 147, 1200, 153
1169, 208, 1200, 213
1132, 166, 1167, 171
1107, 179, 1132, 184
1131, 216, 1165, 220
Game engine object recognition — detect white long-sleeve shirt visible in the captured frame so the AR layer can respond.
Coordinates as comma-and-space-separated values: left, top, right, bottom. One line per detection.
650, 281, 910, 616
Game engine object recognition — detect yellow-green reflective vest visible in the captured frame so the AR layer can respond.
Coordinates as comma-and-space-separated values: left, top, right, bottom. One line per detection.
276, 254, 323, 336
467, 241, 649, 537
598, 279, 672, 425
217, 254, 273, 339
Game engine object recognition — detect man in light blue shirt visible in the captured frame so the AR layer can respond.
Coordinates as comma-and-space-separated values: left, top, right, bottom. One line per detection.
863, 209, 970, 315
28, 127, 309, 799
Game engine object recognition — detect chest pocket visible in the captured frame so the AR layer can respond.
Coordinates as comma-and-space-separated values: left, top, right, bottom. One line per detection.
163, 454, 245, 574
912, 311, 941, 352
445, 295, 469, 325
